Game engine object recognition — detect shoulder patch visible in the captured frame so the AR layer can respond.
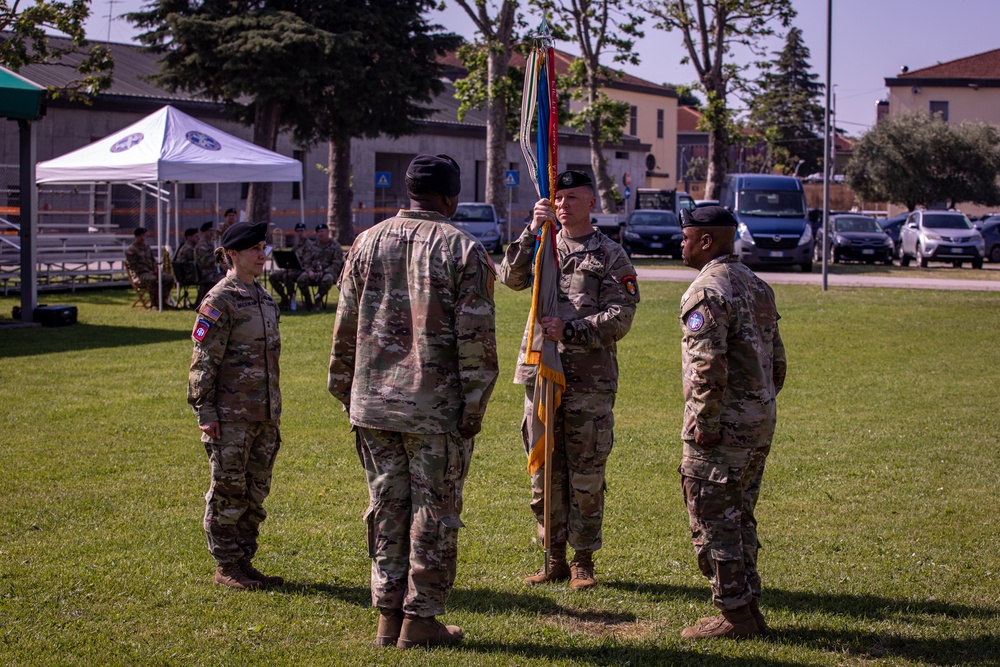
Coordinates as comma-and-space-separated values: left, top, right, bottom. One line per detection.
192, 318, 211, 342
622, 274, 638, 296
198, 302, 222, 322
686, 311, 705, 332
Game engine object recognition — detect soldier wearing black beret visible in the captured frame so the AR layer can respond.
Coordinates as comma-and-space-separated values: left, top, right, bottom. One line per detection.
498, 169, 640, 592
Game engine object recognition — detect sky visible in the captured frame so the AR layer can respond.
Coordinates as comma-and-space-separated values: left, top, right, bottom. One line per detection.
84, 0, 1000, 136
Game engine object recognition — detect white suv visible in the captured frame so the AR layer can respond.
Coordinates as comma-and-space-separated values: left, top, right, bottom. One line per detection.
897, 210, 985, 269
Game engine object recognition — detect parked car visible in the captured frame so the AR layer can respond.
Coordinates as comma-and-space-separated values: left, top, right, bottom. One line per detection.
694, 199, 719, 208
979, 215, 1000, 263
897, 210, 985, 268
620, 209, 683, 257
813, 214, 893, 264
451, 202, 504, 253
877, 213, 907, 254
720, 174, 813, 272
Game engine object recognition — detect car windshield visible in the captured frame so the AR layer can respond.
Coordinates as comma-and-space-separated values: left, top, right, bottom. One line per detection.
834, 217, 881, 233
629, 211, 678, 227
922, 213, 972, 229
737, 190, 806, 217
453, 205, 494, 222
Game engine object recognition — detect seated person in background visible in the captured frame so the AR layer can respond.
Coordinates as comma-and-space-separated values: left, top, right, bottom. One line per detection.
174, 227, 200, 272
195, 221, 224, 308
296, 223, 344, 311
270, 222, 314, 310
125, 227, 175, 306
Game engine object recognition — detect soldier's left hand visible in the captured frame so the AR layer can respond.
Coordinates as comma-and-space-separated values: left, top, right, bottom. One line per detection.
541, 315, 565, 341
694, 427, 722, 448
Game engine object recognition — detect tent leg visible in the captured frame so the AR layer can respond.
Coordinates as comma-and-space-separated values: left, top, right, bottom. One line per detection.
18, 120, 37, 323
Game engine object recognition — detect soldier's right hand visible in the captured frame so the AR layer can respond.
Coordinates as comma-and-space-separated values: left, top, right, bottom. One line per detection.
531, 199, 555, 234
200, 421, 221, 439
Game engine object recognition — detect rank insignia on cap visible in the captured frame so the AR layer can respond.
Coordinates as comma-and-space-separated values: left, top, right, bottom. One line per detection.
198, 303, 222, 322
622, 275, 638, 296
686, 311, 705, 332
561, 173, 573, 185
192, 319, 212, 342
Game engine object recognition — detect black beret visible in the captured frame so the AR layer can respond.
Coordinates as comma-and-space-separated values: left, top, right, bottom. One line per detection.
681, 205, 738, 228
294, 222, 307, 231
406, 154, 461, 197
220, 221, 268, 251
315, 223, 328, 231
200, 221, 214, 232
555, 170, 593, 192
134, 227, 147, 236
224, 208, 238, 216
184, 227, 199, 237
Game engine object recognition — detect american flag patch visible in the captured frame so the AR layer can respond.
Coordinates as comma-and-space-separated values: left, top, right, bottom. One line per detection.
198, 303, 222, 322
192, 319, 211, 342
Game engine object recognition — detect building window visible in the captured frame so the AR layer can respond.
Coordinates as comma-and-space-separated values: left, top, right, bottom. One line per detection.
929, 100, 949, 122
656, 109, 664, 139
629, 106, 638, 136
292, 150, 304, 200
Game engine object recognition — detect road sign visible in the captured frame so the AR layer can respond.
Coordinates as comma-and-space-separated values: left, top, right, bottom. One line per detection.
623, 172, 631, 187
375, 171, 391, 188
624, 185, 631, 200
504, 170, 519, 187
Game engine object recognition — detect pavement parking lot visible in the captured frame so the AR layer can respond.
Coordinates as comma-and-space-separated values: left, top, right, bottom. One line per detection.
637, 267, 1000, 292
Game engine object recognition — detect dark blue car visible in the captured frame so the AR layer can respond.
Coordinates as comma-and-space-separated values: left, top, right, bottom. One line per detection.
878, 214, 907, 253
979, 216, 1000, 263
621, 210, 683, 257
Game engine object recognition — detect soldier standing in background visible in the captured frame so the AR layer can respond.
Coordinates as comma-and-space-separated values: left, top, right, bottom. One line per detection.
188, 221, 283, 591
676, 206, 786, 640
498, 171, 639, 591
296, 223, 344, 310
270, 221, 313, 310
328, 154, 498, 649
195, 222, 223, 308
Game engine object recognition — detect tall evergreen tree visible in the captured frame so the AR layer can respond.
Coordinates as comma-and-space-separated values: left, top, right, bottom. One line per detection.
748, 27, 824, 175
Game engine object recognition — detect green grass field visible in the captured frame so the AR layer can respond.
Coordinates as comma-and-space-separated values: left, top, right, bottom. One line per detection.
1, 282, 998, 666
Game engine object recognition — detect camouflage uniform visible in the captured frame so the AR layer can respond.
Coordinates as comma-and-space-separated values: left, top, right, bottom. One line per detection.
194, 237, 223, 308
188, 273, 282, 566
329, 209, 498, 616
679, 254, 786, 611
499, 226, 639, 554
271, 236, 314, 308
173, 240, 199, 287
296, 238, 345, 305
125, 238, 174, 304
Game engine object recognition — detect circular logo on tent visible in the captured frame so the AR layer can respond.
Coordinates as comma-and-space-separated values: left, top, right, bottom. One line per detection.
110, 133, 144, 153
186, 131, 221, 151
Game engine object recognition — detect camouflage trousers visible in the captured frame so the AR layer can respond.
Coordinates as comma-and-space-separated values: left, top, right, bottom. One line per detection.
680, 443, 770, 611
296, 271, 336, 298
202, 420, 281, 565
521, 387, 615, 553
138, 271, 175, 305
356, 427, 471, 617
269, 269, 302, 305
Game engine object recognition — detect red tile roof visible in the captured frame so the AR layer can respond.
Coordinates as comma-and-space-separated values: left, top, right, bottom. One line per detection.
897, 48, 1000, 80
678, 106, 703, 133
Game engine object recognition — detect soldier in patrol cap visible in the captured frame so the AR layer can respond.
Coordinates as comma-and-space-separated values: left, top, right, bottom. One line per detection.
329, 154, 498, 649
188, 220, 284, 591
498, 170, 640, 591
676, 205, 786, 640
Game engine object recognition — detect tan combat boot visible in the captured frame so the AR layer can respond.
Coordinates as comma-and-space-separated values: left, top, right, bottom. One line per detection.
523, 544, 570, 585
749, 598, 769, 636
375, 608, 403, 648
396, 615, 464, 649
238, 557, 284, 587
569, 552, 597, 590
681, 605, 760, 640
214, 562, 262, 590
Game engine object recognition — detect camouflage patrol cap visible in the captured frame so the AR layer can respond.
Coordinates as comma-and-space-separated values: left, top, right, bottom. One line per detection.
220, 221, 268, 250
406, 154, 461, 197
555, 170, 593, 191
681, 205, 738, 228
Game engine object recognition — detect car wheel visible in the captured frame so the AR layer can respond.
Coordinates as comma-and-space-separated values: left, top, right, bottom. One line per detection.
990, 245, 1000, 263
831, 247, 840, 264
972, 257, 983, 269
952, 261, 962, 268
622, 243, 632, 257
800, 260, 813, 273
916, 244, 929, 268
813, 243, 822, 263
897, 243, 910, 267
883, 258, 893, 266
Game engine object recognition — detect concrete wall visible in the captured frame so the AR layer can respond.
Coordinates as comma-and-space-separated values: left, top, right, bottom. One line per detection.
888, 85, 1000, 126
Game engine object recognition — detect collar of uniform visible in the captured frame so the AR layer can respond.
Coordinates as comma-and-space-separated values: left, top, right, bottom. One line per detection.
560, 229, 600, 253
223, 271, 259, 298
700, 254, 740, 273
397, 209, 450, 222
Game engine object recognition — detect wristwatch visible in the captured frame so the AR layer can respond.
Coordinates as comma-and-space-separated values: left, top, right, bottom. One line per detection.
563, 322, 575, 342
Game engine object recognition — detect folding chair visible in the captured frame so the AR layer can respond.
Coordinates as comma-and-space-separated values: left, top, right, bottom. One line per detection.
127, 266, 151, 309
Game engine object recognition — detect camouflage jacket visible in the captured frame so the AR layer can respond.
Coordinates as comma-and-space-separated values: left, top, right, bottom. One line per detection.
499, 227, 639, 393
124, 240, 156, 276
195, 239, 222, 284
188, 273, 281, 425
329, 209, 499, 435
302, 238, 345, 277
679, 254, 786, 450
174, 241, 197, 264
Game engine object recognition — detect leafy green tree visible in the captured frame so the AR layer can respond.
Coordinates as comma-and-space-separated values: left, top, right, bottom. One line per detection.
1, 0, 112, 97
532, 0, 642, 213
640, 0, 795, 199
748, 27, 824, 175
451, 1, 521, 218
667, 82, 702, 108
846, 112, 1000, 211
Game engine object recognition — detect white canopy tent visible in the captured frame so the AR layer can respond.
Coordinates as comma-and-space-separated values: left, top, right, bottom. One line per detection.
36, 105, 303, 310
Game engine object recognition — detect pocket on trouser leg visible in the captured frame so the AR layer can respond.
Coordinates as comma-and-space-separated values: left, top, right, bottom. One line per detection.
363, 505, 375, 559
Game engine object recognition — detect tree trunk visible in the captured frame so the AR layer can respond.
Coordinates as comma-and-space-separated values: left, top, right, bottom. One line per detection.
328, 138, 354, 244
485, 45, 511, 216
246, 99, 281, 224
586, 77, 616, 214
